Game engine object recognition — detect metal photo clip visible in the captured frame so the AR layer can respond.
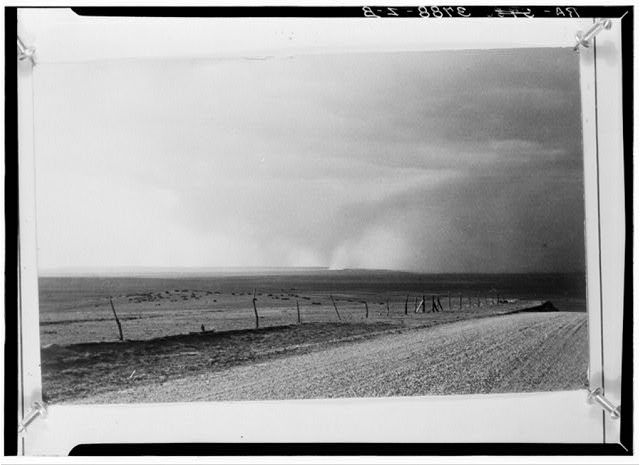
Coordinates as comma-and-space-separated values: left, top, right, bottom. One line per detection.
588, 387, 620, 420
17, 36, 36, 66
18, 401, 47, 434
574, 19, 612, 51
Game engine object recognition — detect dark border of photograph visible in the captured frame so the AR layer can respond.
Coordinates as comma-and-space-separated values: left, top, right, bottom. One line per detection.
5, 4, 633, 457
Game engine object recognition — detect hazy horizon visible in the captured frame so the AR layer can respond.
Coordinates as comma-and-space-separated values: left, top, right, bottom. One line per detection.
34, 48, 585, 274
38, 265, 586, 278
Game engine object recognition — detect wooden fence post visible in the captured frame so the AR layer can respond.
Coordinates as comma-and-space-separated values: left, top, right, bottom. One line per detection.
252, 289, 259, 328
459, 293, 462, 310
109, 297, 124, 341
296, 299, 301, 324
364, 301, 369, 319
330, 295, 341, 321
386, 298, 390, 317
404, 295, 408, 315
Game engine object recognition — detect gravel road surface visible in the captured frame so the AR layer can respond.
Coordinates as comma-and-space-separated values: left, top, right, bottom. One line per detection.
80, 312, 588, 403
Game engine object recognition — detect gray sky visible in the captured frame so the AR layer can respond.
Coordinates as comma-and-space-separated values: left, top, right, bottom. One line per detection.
34, 48, 584, 273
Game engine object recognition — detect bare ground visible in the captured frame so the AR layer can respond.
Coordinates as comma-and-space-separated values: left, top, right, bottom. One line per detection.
75, 311, 588, 403
41, 300, 547, 403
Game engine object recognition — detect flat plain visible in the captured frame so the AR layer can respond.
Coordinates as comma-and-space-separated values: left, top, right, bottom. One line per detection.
39, 270, 588, 403
78, 312, 588, 403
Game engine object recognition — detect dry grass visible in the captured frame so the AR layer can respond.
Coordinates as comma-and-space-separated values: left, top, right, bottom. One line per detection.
73, 312, 589, 404
38, 273, 586, 346
39, 272, 586, 404
41, 300, 549, 403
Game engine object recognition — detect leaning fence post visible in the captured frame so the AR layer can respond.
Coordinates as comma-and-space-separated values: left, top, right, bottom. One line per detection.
252, 289, 259, 328
109, 297, 124, 341
330, 295, 341, 321
296, 299, 301, 324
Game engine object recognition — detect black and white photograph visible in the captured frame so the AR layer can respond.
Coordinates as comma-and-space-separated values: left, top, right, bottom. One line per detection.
9, 3, 636, 457
31, 44, 590, 405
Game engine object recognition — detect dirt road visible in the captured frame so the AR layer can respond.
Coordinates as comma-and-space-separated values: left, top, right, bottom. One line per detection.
80, 312, 587, 403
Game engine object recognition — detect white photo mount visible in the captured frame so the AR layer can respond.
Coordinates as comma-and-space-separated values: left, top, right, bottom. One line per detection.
14, 8, 628, 455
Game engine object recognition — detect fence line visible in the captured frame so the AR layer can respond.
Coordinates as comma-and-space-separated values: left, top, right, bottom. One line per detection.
100, 288, 506, 341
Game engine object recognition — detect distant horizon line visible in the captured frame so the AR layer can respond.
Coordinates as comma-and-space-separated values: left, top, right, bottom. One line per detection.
37, 266, 586, 278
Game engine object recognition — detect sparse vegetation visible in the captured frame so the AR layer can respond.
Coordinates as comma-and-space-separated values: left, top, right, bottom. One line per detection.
38, 272, 587, 404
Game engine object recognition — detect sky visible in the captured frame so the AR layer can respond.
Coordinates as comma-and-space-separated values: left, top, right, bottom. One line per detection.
33, 48, 585, 273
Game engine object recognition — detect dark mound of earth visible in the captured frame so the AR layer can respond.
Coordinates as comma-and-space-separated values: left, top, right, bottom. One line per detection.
515, 301, 558, 313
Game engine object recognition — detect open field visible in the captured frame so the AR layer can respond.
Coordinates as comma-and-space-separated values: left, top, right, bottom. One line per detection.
39, 271, 586, 346
69, 312, 588, 403
39, 271, 587, 403
41, 300, 555, 403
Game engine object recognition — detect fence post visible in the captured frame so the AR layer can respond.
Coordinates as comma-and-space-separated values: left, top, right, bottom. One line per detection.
330, 295, 341, 321
432, 295, 441, 313
109, 297, 124, 341
459, 293, 462, 310
296, 299, 301, 324
252, 289, 259, 328
364, 301, 369, 319
404, 295, 408, 315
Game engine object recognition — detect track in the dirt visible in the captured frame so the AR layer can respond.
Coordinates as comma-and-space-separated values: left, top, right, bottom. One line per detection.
82, 312, 588, 403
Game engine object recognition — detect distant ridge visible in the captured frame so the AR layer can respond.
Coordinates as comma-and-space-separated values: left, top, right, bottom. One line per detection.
38, 266, 585, 278
38, 266, 329, 277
